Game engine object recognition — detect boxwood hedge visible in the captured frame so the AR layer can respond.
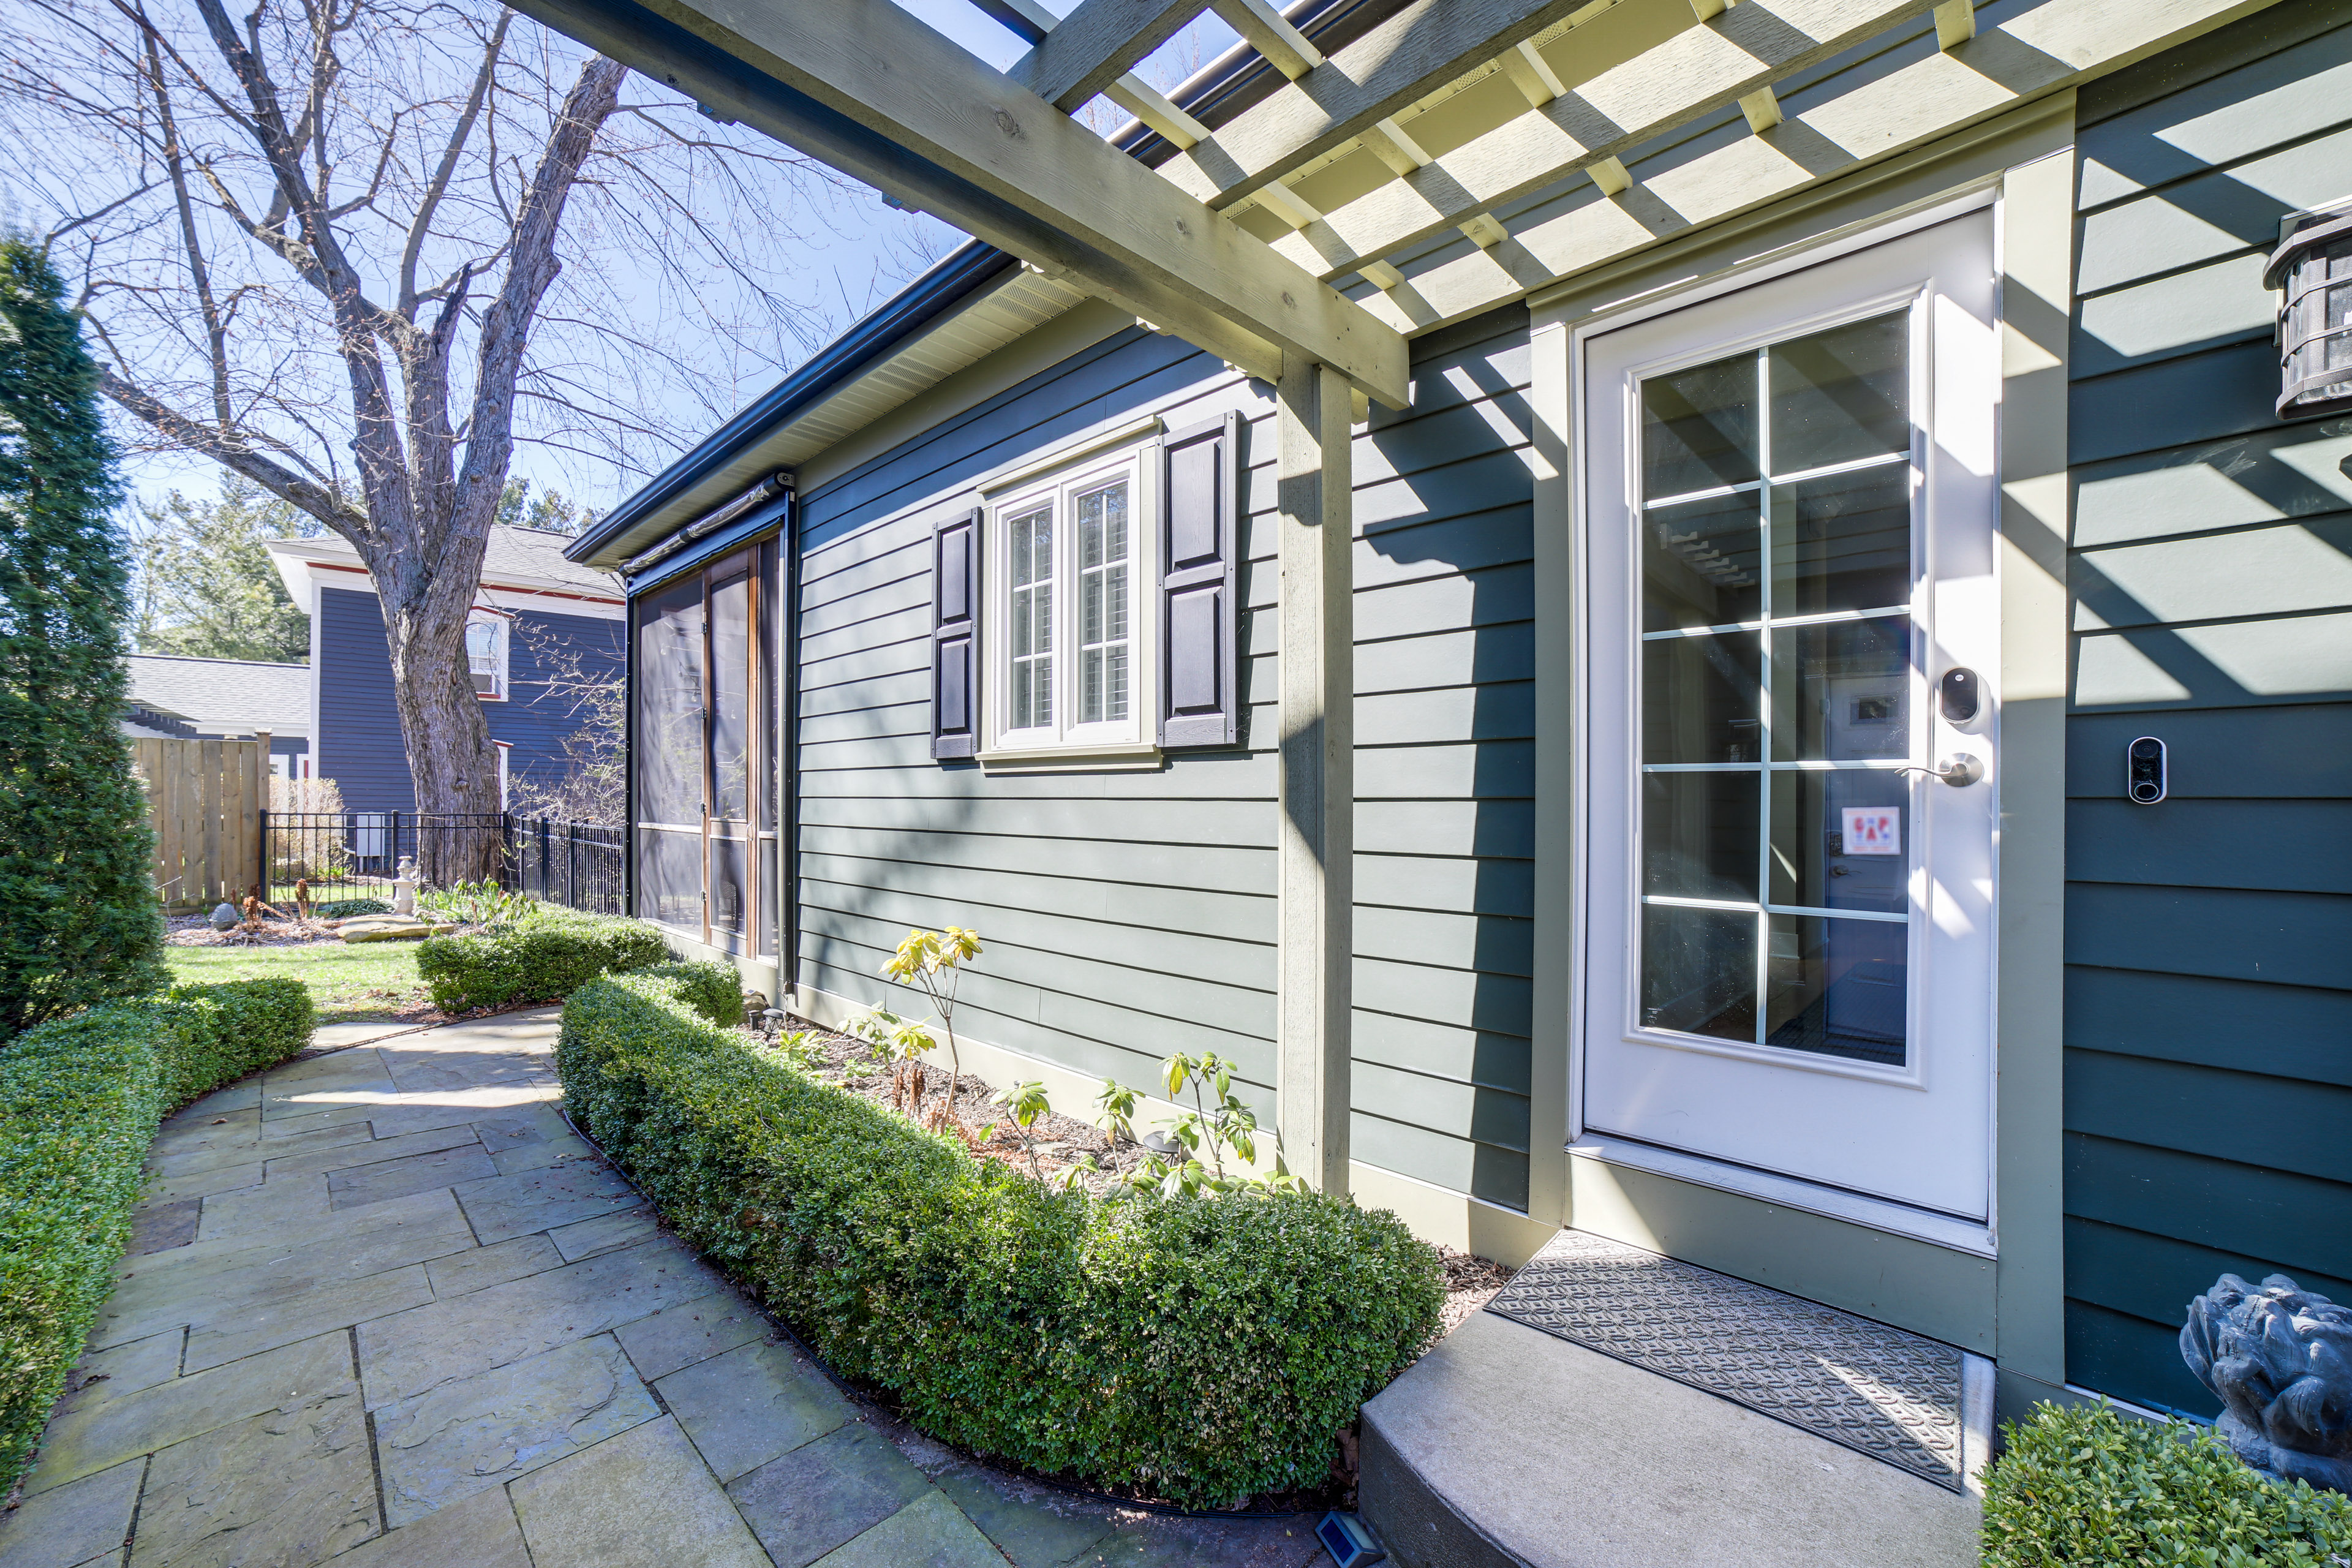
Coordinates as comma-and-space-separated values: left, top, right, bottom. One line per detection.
0, 978, 314, 1490
417, 911, 669, 1013
1983, 1401, 2352, 1566
558, 969, 1443, 1508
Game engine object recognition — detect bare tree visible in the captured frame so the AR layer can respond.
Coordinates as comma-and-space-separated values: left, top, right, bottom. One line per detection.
2, 0, 922, 876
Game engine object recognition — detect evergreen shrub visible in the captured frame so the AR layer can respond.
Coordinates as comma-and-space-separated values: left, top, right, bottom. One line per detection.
315, 898, 391, 920
0, 238, 165, 1035
0, 978, 314, 1490
417, 912, 667, 1012
559, 969, 1444, 1508
1983, 1401, 2352, 1566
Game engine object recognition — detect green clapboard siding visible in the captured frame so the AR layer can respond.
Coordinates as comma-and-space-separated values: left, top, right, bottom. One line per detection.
2065, 3, 2352, 1414
789, 306, 1540, 1211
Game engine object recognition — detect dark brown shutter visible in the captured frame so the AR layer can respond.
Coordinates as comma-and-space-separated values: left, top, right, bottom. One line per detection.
1158, 413, 1241, 748
932, 507, 981, 760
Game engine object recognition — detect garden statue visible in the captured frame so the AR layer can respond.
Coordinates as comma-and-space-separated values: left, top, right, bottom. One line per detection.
2181, 1272, 2352, 1495
392, 858, 418, 916
209, 901, 239, 930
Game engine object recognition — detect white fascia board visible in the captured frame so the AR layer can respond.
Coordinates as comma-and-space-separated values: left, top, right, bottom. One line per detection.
263, 541, 320, 614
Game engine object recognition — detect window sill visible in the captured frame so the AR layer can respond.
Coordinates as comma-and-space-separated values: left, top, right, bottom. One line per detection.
979, 741, 1164, 774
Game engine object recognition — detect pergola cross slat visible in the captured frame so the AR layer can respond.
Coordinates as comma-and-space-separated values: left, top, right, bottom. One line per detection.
1261, 0, 1945, 284
1348, 0, 2266, 333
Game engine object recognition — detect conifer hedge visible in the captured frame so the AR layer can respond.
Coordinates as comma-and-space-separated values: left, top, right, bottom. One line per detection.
0, 236, 165, 1036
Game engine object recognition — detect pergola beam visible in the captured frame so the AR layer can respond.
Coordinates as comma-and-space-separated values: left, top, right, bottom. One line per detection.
1267, 0, 1944, 282
1002, 0, 1213, 110
1155, 0, 1625, 206
519, 0, 1408, 405
1350, 0, 2277, 333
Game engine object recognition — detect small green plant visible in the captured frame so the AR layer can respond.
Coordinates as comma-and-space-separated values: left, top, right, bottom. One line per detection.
1093, 1054, 1307, 1200
1983, 1400, 2352, 1566
768, 1030, 823, 1073
417, 879, 533, 925
840, 1004, 908, 1069
879, 927, 981, 1133
990, 1079, 1054, 1183
315, 898, 392, 920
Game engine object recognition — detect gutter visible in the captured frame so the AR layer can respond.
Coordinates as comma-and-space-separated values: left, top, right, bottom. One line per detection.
566, 243, 1019, 568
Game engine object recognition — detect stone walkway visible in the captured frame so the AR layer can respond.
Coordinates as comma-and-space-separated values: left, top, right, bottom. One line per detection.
0, 1011, 1326, 1568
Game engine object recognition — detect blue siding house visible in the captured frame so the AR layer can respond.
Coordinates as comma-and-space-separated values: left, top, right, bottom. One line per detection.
266, 527, 625, 813
549, 0, 2350, 1547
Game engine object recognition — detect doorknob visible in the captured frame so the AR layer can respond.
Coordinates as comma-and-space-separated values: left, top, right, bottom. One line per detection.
1901, 753, 1983, 786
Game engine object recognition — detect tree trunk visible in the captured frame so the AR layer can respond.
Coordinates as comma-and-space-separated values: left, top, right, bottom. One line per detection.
382, 567, 499, 886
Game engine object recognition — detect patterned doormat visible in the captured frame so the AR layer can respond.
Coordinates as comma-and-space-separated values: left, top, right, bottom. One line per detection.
1484, 1229, 1966, 1491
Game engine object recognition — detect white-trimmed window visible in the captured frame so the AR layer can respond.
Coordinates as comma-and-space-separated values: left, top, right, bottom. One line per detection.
467, 610, 510, 700
983, 440, 1154, 760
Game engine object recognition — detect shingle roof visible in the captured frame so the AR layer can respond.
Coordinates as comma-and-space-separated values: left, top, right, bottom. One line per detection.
126, 655, 309, 738
480, 527, 621, 593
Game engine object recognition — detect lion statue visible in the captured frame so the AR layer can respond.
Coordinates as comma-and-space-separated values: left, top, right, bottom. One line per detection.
2180, 1273, 2352, 1496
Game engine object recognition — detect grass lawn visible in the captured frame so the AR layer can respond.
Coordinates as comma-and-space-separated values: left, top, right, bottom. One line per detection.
165, 941, 431, 1025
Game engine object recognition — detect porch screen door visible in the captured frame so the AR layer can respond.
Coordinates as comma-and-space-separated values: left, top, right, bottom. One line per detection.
1579, 212, 1998, 1221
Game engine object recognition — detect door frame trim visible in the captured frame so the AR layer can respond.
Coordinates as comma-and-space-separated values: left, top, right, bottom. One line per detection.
1525, 93, 2076, 1381
1564, 189, 1999, 1211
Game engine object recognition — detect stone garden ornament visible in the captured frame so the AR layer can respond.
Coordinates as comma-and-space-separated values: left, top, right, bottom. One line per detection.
2181, 1273, 2352, 1495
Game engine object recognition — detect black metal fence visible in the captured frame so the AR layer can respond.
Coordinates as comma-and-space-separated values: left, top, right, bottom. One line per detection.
260, 812, 624, 916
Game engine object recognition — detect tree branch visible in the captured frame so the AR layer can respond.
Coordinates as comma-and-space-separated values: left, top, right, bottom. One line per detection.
100, 368, 369, 541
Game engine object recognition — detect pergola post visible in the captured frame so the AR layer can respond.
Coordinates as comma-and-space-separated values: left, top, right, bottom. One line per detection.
1275, 357, 1353, 1194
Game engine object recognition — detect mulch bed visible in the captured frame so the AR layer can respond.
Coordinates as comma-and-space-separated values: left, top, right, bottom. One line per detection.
745, 1019, 1518, 1336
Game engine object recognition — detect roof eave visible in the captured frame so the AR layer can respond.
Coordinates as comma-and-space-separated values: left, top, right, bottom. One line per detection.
566, 241, 1021, 571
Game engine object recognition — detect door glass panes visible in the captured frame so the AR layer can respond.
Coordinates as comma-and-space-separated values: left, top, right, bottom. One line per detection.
1076, 481, 1130, 725
1635, 309, 1916, 1065
1642, 353, 1761, 496
709, 571, 750, 824
1008, 507, 1053, 730
1643, 492, 1762, 630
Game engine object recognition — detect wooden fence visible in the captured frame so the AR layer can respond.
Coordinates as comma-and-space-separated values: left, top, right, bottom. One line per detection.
131, 734, 267, 911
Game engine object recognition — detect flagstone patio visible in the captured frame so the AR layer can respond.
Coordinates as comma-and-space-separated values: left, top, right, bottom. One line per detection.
0, 1010, 1327, 1568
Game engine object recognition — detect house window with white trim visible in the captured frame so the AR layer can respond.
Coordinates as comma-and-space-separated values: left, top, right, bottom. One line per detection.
467, 611, 510, 700
985, 442, 1152, 758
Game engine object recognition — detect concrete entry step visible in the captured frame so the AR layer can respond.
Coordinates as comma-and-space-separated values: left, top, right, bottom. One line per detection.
1359, 1232, 1993, 1568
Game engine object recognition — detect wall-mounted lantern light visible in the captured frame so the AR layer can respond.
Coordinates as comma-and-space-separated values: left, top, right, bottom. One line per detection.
2266, 205, 2352, 422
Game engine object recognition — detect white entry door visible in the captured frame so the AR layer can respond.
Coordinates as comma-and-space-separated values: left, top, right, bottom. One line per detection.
1579, 212, 1999, 1222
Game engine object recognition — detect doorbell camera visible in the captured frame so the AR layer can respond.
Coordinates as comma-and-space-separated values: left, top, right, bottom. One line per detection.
2127, 736, 2166, 804
1938, 667, 1981, 723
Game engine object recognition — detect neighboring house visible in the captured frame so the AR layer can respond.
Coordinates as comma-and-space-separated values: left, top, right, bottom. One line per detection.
556, 0, 2348, 1539
123, 654, 311, 778
265, 527, 625, 813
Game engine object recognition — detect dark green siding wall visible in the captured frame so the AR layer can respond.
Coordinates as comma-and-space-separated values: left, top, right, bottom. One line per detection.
2065, 5, 2352, 1415
792, 312, 1537, 1209
1353, 311, 1537, 1211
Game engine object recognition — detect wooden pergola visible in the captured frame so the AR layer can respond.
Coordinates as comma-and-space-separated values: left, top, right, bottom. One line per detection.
513, 0, 2264, 1192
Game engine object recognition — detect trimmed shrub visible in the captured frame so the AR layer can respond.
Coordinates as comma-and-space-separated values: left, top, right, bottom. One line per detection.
417, 913, 666, 1012
0, 979, 313, 1490
1983, 1401, 2352, 1566
154, 978, 314, 1106
315, 898, 390, 920
559, 970, 1443, 1507
636, 961, 746, 1029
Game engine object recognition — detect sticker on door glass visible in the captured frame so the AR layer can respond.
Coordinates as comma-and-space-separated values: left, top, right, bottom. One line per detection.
1841, 807, 1902, 856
